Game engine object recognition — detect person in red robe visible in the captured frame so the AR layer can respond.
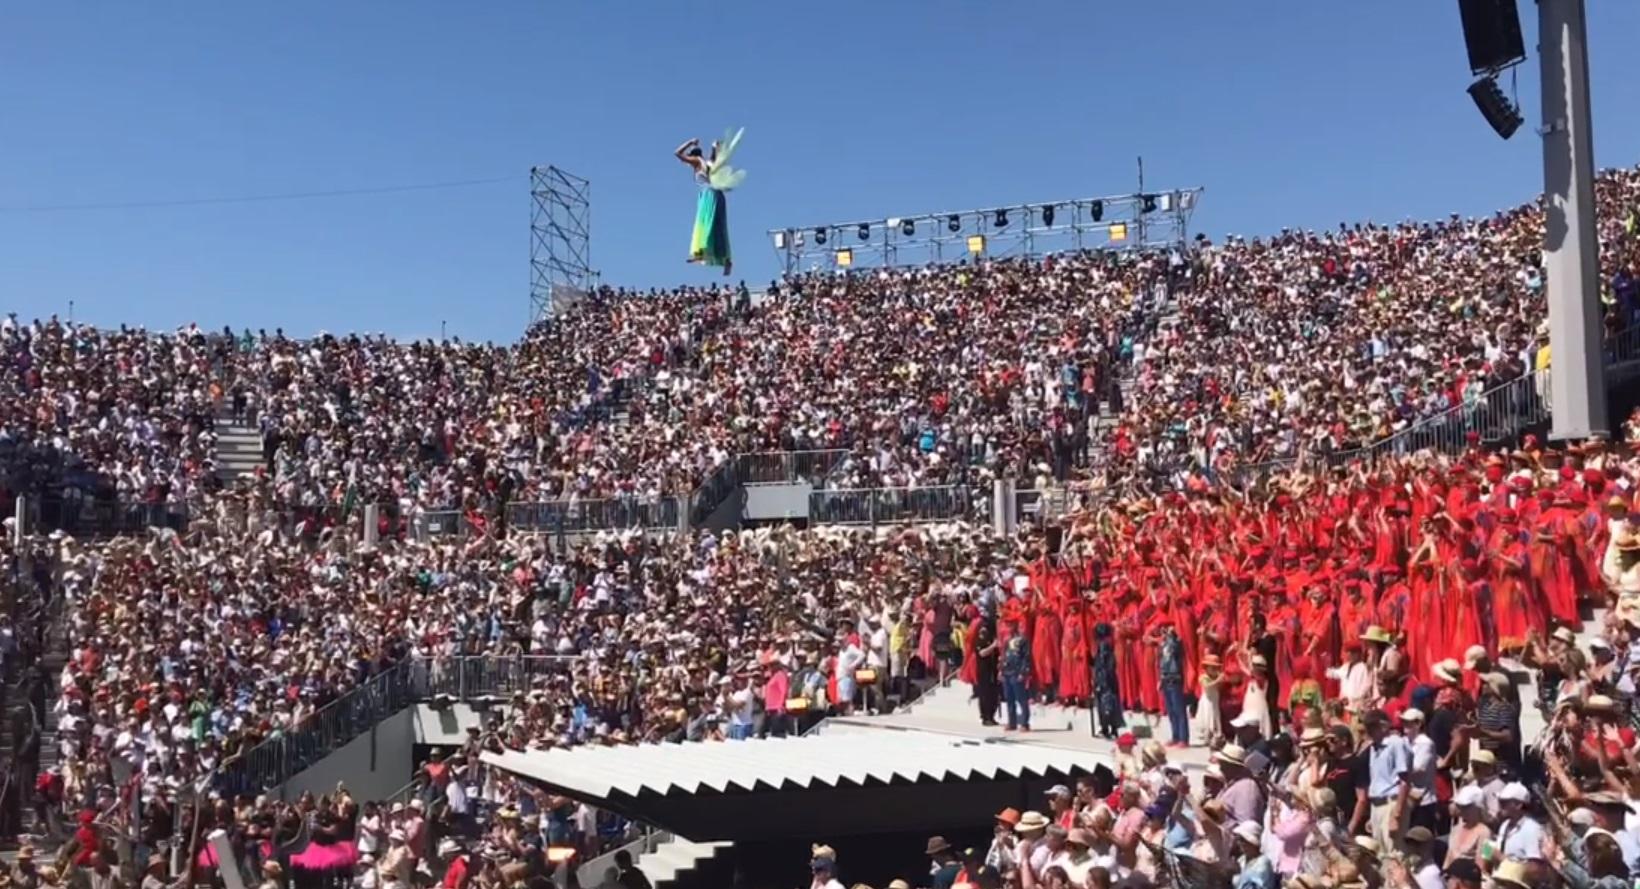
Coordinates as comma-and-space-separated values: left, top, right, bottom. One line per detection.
1530, 496, 1584, 630
1297, 586, 1339, 697
1031, 594, 1062, 698
1058, 600, 1092, 702
1488, 509, 1542, 653
1446, 558, 1488, 665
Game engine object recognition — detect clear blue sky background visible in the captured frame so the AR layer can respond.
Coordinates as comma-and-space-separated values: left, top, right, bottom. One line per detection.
3, 1, 1638, 343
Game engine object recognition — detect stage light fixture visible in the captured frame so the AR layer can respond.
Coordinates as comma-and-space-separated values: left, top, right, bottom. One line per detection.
814, 227, 828, 246
1468, 75, 1523, 140
1141, 194, 1157, 214
857, 223, 870, 241
947, 214, 961, 233
1089, 200, 1104, 222
994, 209, 1008, 228
1041, 205, 1056, 227
900, 218, 915, 236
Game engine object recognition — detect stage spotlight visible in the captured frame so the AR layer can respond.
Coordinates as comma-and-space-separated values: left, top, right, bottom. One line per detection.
857, 223, 870, 241
1468, 75, 1523, 140
1041, 205, 1056, 227
814, 227, 828, 246
900, 218, 915, 236
1089, 201, 1104, 222
947, 214, 961, 233
994, 209, 1008, 228
1141, 194, 1157, 214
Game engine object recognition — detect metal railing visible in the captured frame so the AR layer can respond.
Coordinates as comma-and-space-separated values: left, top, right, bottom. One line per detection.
211, 654, 583, 797
420, 654, 581, 700
1228, 321, 1640, 485
1227, 369, 1551, 486
414, 509, 471, 539
213, 664, 416, 798
808, 485, 991, 527
30, 497, 191, 539
737, 450, 848, 485
688, 458, 740, 526
508, 497, 680, 534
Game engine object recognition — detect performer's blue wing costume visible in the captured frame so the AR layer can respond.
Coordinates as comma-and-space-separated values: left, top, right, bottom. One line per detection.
691, 127, 744, 269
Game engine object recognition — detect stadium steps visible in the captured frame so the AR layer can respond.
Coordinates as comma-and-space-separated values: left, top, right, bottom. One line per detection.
830, 679, 1212, 771
214, 420, 264, 483
634, 837, 731, 889
1505, 599, 1611, 746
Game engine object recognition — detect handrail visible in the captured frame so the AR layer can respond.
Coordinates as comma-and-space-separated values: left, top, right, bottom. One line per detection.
808, 484, 992, 527
1227, 319, 1640, 484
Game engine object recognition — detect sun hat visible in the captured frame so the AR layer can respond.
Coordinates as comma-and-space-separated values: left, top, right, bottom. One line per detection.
1014, 811, 1051, 833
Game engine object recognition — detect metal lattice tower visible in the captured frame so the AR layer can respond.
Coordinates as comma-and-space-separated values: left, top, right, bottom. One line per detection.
529, 166, 594, 324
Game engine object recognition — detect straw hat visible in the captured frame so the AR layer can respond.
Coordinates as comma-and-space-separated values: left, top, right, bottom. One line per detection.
1552, 627, 1577, 645
1014, 811, 1051, 833
1492, 860, 1532, 888
1360, 626, 1393, 645
1216, 743, 1249, 767
1585, 694, 1620, 714
1431, 659, 1462, 684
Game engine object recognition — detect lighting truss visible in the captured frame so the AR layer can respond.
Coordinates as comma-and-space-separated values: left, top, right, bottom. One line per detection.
768, 189, 1202, 274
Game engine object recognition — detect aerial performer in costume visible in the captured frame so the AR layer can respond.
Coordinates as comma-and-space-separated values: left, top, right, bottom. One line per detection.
675, 127, 746, 276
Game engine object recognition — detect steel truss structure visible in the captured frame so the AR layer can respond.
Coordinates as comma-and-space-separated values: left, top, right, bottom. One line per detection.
767, 188, 1202, 274
529, 166, 595, 324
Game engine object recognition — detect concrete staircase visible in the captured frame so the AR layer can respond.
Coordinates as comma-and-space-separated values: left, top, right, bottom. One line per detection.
639, 838, 730, 889
574, 832, 729, 889
1506, 601, 1611, 746
214, 420, 264, 484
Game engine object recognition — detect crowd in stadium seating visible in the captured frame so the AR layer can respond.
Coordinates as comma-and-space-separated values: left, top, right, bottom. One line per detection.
7, 168, 1639, 529
7, 165, 1640, 889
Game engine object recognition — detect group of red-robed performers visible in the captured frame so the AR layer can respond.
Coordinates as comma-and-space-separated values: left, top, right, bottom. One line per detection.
956, 443, 1624, 722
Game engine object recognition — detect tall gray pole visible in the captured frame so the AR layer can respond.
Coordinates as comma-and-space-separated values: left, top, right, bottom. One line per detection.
1541, 0, 1607, 439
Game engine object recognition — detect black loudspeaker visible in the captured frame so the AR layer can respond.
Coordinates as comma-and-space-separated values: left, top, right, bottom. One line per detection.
1457, 0, 1526, 75
1468, 76, 1524, 140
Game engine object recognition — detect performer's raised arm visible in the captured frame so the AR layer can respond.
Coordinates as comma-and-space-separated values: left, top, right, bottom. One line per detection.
674, 137, 703, 169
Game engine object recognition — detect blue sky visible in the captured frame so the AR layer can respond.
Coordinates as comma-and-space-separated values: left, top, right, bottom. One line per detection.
3, 1, 1638, 343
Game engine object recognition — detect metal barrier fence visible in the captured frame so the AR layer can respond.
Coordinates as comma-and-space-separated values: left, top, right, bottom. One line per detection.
688, 459, 740, 526
809, 485, 991, 527
738, 450, 847, 485
415, 510, 470, 539
214, 663, 415, 799
421, 654, 581, 700
508, 498, 680, 534
211, 655, 583, 797
30, 497, 191, 539
1230, 369, 1552, 485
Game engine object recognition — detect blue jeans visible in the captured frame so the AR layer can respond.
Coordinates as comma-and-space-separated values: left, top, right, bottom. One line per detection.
729, 722, 754, 740
1003, 677, 1030, 729
1162, 678, 1189, 743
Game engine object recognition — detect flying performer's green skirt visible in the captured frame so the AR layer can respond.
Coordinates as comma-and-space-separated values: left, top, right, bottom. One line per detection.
690, 187, 731, 267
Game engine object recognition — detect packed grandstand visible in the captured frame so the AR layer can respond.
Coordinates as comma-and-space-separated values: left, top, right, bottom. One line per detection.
0, 166, 1639, 889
